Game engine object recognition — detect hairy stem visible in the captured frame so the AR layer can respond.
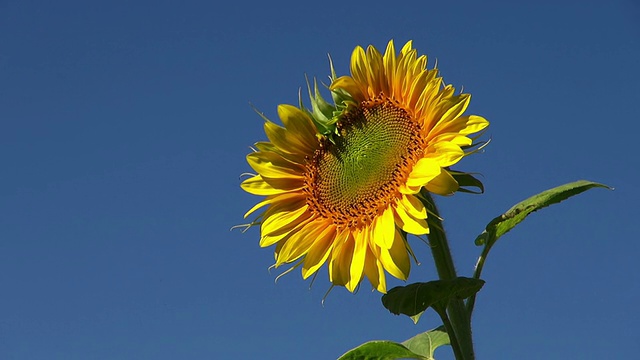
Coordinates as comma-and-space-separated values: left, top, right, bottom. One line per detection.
421, 191, 475, 360
435, 307, 463, 360
466, 242, 491, 318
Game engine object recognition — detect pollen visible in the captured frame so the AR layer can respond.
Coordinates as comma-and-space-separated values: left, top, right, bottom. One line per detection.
304, 95, 425, 230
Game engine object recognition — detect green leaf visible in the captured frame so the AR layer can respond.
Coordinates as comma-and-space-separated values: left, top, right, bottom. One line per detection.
338, 340, 424, 360
381, 277, 485, 323
449, 171, 484, 194
402, 327, 450, 360
475, 180, 612, 247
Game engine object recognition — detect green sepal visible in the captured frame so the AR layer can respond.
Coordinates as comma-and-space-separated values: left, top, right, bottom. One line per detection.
299, 76, 338, 136
294, 54, 363, 145
296, 55, 357, 141
381, 277, 485, 324
328, 54, 355, 108
248, 102, 274, 123
338, 340, 424, 360
449, 170, 485, 194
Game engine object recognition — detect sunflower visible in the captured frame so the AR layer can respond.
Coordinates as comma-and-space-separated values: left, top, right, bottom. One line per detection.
241, 40, 488, 293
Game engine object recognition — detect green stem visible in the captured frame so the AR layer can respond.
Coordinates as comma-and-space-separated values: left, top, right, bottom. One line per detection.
435, 306, 463, 360
466, 241, 491, 318
421, 191, 475, 360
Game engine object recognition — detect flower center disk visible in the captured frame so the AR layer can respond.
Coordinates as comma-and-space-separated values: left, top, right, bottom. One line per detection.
306, 98, 424, 228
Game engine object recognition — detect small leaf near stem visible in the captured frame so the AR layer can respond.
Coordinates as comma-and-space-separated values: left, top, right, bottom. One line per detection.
337, 340, 423, 360
402, 326, 451, 360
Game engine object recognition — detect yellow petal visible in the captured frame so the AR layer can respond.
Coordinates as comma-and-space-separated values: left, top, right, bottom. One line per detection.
425, 170, 459, 196
243, 192, 303, 219
365, 44, 385, 95
263, 121, 312, 158
301, 223, 337, 279
276, 220, 328, 265
449, 135, 473, 147
400, 40, 413, 55
261, 203, 309, 239
241, 175, 291, 196
429, 114, 489, 142
260, 217, 310, 248
378, 229, 411, 280
253, 141, 309, 165
373, 207, 396, 249
246, 151, 304, 179
407, 71, 430, 110
330, 76, 364, 102
277, 104, 318, 150
439, 93, 470, 124
350, 46, 368, 89
459, 115, 490, 135
415, 78, 442, 126
328, 229, 353, 286
399, 182, 421, 195
382, 40, 397, 95
363, 244, 387, 293
347, 229, 367, 292
406, 158, 441, 187
253, 141, 277, 152
394, 203, 429, 235
400, 194, 426, 219
423, 142, 464, 167
244, 197, 274, 219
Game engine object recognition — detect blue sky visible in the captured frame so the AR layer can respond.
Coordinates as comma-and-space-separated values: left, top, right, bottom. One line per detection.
1, 1, 639, 359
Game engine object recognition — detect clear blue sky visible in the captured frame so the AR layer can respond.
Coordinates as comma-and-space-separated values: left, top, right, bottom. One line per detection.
1, 1, 639, 359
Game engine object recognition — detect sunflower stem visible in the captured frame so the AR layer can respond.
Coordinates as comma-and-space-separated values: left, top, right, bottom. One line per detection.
421, 191, 475, 360
466, 242, 491, 318
435, 306, 464, 360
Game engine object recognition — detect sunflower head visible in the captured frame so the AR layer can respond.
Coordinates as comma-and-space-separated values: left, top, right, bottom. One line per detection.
241, 40, 489, 293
